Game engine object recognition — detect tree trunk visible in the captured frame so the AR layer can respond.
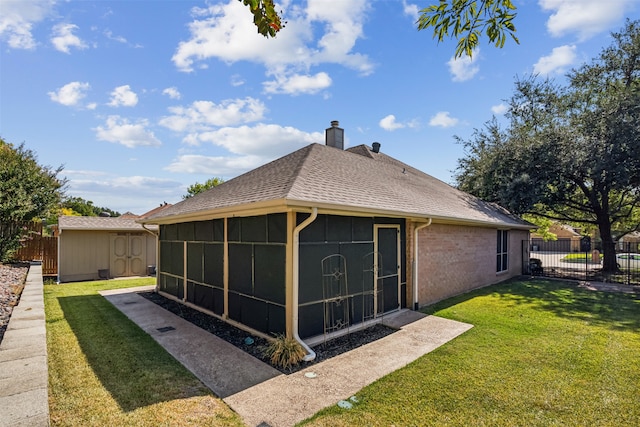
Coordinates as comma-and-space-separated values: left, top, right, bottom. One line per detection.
598, 219, 618, 272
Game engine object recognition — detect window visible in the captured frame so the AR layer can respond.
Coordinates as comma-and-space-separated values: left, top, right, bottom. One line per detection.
497, 230, 508, 273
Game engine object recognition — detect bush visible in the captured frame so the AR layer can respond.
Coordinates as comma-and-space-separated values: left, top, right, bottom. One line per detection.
263, 334, 306, 371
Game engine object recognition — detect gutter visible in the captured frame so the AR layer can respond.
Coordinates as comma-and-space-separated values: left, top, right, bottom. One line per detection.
413, 218, 432, 310
292, 207, 318, 362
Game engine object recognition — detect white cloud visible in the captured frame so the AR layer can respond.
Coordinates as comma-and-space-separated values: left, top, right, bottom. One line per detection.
94, 115, 162, 148
159, 97, 266, 133
539, 0, 633, 40
48, 81, 90, 106
429, 111, 459, 128
171, 0, 373, 94
533, 44, 577, 75
230, 74, 245, 87
447, 49, 480, 82
379, 114, 419, 131
402, 0, 419, 22
51, 23, 87, 53
263, 72, 332, 95
68, 174, 184, 214
0, 0, 54, 50
162, 87, 181, 100
491, 103, 508, 115
108, 85, 138, 107
166, 124, 323, 176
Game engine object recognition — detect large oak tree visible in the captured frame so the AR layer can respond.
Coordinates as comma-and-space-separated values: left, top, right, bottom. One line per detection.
455, 19, 640, 272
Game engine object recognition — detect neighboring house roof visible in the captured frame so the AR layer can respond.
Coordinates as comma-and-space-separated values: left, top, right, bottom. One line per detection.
139, 203, 173, 219
141, 143, 533, 229
59, 215, 158, 231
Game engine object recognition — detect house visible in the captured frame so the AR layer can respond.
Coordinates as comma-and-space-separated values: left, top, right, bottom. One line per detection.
531, 223, 583, 252
139, 121, 533, 355
57, 216, 159, 282
618, 231, 640, 252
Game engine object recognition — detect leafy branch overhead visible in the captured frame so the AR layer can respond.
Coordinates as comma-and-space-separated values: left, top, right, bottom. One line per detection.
418, 0, 519, 58
239, 0, 285, 37
241, 0, 518, 58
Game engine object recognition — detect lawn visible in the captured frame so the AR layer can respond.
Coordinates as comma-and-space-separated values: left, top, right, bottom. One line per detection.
44, 278, 244, 427
44, 277, 640, 427
300, 278, 640, 426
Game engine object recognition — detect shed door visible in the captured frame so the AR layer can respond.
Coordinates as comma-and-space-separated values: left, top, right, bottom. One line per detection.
374, 225, 401, 313
110, 233, 146, 277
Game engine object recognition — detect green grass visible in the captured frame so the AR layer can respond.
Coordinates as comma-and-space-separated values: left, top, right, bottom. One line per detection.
561, 253, 601, 263
45, 278, 244, 427
300, 279, 640, 427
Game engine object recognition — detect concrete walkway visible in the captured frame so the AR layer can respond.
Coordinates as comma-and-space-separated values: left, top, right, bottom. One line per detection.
102, 286, 473, 427
0, 263, 49, 427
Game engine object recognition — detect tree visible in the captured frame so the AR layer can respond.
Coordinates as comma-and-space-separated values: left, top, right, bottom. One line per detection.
0, 138, 67, 261
244, 0, 517, 58
239, 0, 284, 37
417, 0, 519, 58
61, 196, 120, 218
183, 177, 225, 199
455, 19, 640, 272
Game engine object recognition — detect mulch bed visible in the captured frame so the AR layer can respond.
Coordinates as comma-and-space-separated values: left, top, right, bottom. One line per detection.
138, 291, 397, 374
0, 262, 30, 344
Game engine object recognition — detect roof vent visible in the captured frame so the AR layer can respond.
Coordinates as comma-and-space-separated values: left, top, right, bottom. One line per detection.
325, 120, 344, 150
372, 142, 381, 153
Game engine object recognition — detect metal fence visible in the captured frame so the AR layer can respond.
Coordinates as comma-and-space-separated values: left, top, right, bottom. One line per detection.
522, 240, 640, 286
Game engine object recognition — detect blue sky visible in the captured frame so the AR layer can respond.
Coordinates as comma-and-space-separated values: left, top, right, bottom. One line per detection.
1, 0, 639, 215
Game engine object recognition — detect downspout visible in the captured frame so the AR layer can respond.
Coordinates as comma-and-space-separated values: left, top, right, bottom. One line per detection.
413, 218, 432, 310
141, 223, 159, 290
292, 207, 318, 362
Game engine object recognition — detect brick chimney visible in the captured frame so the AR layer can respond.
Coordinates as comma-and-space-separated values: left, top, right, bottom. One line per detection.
325, 120, 344, 150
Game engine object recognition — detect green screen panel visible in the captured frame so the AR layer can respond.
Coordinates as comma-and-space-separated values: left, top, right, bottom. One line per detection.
267, 303, 285, 335
382, 276, 399, 312
187, 242, 203, 282
228, 243, 253, 294
213, 219, 224, 242
228, 292, 241, 322
177, 222, 195, 241
237, 295, 269, 334
253, 244, 286, 305
212, 287, 224, 315
298, 303, 324, 339
339, 242, 373, 294
299, 243, 339, 304
194, 220, 214, 242
298, 214, 326, 242
327, 215, 352, 242
227, 217, 240, 242
161, 224, 178, 241
160, 241, 183, 276
203, 243, 224, 287
353, 217, 373, 241
267, 213, 287, 243
241, 216, 267, 243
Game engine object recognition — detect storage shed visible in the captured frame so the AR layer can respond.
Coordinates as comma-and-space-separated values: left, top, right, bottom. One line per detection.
58, 216, 157, 282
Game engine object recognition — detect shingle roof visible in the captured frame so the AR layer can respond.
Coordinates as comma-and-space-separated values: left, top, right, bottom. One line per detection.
59, 215, 158, 231
141, 143, 532, 229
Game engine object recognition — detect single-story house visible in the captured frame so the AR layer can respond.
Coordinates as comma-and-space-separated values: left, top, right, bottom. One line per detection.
57, 216, 158, 282
531, 223, 583, 252
139, 121, 533, 355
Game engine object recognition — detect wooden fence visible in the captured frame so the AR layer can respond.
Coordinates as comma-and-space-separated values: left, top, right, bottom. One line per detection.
10, 222, 58, 276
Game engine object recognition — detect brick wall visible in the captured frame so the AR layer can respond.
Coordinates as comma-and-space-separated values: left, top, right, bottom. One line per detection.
415, 223, 527, 306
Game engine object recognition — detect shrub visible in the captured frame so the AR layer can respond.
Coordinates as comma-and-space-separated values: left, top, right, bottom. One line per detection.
263, 334, 306, 371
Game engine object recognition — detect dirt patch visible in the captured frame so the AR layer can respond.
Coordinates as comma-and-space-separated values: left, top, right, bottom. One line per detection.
138, 291, 397, 374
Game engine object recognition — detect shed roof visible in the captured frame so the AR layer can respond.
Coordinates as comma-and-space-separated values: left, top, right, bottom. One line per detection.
59, 215, 158, 231
141, 143, 532, 229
